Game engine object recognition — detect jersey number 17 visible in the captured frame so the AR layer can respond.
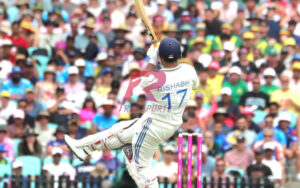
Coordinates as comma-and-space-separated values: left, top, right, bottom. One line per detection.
161, 89, 187, 110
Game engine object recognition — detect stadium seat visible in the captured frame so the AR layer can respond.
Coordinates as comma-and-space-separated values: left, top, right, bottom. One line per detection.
72, 158, 98, 167
253, 110, 267, 125
48, 123, 58, 130
111, 149, 124, 163
34, 55, 50, 77
72, 158, 83, 167
13, 139, 21, 157
43, 156, 70, 166
0, 158, 12, 176
15, 156, 41, 176
225, 167, 245, 177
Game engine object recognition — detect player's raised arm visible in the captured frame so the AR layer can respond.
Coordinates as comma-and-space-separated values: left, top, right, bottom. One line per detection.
144, 42, 160, 71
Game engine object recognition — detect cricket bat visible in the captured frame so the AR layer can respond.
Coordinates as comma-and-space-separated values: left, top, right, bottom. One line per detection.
134, 0, 158, 44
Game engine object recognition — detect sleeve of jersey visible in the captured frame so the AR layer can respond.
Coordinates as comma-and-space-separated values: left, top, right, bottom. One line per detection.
139, 74, 157, 89
192, 70, 199, 90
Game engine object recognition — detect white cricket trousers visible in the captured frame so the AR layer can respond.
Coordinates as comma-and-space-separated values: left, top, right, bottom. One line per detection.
76, 113, 179, 187
120, 114, 178, 187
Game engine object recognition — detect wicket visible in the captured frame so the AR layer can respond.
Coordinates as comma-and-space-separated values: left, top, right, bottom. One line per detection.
177, 133, 202, 188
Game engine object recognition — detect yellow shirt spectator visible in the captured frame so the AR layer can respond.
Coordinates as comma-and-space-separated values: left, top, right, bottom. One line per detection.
207, 74, 224, 96
192, 84, 214, 104
270, 88, 300, 115
206, 61, 224, 96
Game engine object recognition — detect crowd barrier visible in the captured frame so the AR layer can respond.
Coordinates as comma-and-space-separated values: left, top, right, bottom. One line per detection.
0, 175, 275, 188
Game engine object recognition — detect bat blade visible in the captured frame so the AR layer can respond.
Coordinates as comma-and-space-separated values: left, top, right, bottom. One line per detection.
134, 0, 158, 43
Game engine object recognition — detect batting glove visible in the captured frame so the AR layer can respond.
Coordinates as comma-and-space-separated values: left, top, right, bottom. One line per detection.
147, 42, 160, 64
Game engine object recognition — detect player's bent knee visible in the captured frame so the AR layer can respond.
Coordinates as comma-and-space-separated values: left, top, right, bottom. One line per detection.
139, 177, 159, 188
135, 166, 159, 188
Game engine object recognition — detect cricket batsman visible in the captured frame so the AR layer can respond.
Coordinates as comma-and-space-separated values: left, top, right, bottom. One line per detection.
64, 38, 199, 188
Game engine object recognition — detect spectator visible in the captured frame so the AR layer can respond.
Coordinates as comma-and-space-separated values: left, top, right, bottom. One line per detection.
122, 48, 147, 77
232, 46, 258, 75
290, 62, 300, 96
223, 66, 248, 104
8, 99, 35, 128
210, 108, 231, 131
43, 147, 76, 181
79, 96, 97, 124
1, 66, 33, 100
67, 119, 87, 140
0, 90, 17, 120
18, 129, 42, 157
75, 77, 102, 108
268, 102, 280, 121
75, 18, 107, 51
129, 103, 142, 119
255, 114, 286, 146
203, 130, 222, 158
239, 77, 269, 110
206, 61, 224, 97
75, 155, 95, 178
253, 128, 285, 162
154, 145, 177, 184
97, 148, 122, 174
34, 111, 55, 156
246, 149, 272, 177
0, 143, 8, 164
0, 120, 14, 161
275, 112, 297, 148
204, 8, 222, 36
211, 0, 238, 23
11, 160, 29, 188
47, 86, 73, 126
90, 163, 112, 188
181, 109, 201, 133
194, 93, 210, 129
38, 19, 62, 49
5, 21, 29, 49
241, 32, 256, 62
24, 89, 44, 120
157, 0, 174, 23
224, 135, 255, 170
21, 58, 38, 85
92, 99, 118, 131
64, 66, 85, 96
221, 41, 239, 66
0, 39, 13, 73
212, 122, 230, 152
202, 144, 216, 177
262, 142, 283, 185
270, 70, 300, 114
95, 67, 114, 98
268, 48, 285, 74
217, 87, 240, 127
211, 158, 233, 185
34, 66, 57, 104
228, 116, 257, 148
7, 109, 29, 138
193, 68, 215, 104
247, 165, 271, 186
46, 126, 69, 157
260, 68, 279, 96
241, 108, 261, 133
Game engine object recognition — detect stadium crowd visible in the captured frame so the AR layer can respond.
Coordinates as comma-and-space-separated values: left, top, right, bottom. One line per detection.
0, 0, 300, 187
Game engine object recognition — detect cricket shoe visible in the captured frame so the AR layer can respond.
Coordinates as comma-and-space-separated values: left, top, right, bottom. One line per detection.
64, 135, 91, 161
